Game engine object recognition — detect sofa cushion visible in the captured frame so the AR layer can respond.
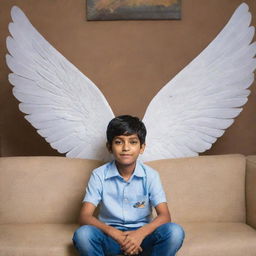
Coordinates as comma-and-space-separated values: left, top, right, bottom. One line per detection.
1, 222, 256, 256
0, 224, 79, 256
147, 154, 246, 222
178, 222, 256, 256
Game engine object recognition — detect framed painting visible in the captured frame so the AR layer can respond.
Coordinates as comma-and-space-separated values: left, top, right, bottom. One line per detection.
86, 0, 181, 21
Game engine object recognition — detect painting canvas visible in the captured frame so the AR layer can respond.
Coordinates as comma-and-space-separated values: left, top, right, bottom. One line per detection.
86, 0, 181, 21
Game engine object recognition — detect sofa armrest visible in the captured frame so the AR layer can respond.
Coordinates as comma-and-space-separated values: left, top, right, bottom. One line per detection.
246, 155, 256, 229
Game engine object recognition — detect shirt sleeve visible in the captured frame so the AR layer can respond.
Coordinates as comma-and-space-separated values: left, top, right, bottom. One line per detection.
82, 171, 102, 207
149, 171, 167, 207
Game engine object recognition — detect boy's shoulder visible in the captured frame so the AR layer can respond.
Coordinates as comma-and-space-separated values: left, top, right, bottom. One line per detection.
91, 161, 112, 176
139, 161, 160, 178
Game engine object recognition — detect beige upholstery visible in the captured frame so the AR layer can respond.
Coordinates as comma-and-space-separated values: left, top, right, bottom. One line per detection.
246, 155, 256, 229
0, 157, 102, 224
0, 224, 79, 256
177, 222, 256, 256
147, 154, 246, 222
0, 154, 256, 255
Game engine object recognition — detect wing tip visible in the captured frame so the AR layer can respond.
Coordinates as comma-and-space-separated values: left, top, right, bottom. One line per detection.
238, 2, 249, 12
11, 5, 20, 12
10, 5, 28, 24
232, 2, 251, 25
11, 6, 22, 19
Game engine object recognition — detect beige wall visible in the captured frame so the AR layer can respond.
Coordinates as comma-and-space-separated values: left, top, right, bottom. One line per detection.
0, 0, 255, 157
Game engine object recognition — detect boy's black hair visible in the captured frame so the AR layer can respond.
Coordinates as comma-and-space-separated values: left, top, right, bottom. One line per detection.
106, 115, 147, 146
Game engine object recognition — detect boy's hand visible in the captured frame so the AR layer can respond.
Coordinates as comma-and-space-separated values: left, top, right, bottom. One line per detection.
121, 229, 146, 255
107, 226, 127, 246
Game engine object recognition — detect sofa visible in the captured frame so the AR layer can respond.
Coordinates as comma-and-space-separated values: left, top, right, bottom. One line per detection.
0, 154, 256, 256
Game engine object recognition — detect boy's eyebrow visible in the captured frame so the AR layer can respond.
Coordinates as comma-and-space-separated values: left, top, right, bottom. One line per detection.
114, 135, 139, 140
129, 137, 139, 140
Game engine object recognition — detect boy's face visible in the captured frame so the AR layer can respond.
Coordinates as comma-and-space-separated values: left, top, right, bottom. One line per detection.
107, 134, 145, 166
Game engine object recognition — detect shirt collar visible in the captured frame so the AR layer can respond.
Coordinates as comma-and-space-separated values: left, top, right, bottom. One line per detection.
105, 161, 145, 180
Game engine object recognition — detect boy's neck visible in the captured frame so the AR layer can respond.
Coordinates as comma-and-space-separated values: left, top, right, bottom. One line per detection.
115, 161, 136, 181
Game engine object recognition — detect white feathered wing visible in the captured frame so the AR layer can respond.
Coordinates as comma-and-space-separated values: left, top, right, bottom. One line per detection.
141, 3, 256, 162
6, 4, 256, 162
6, 6, 115, 161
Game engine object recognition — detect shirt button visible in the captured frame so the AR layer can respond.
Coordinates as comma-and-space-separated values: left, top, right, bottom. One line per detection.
124, 198, 128, 202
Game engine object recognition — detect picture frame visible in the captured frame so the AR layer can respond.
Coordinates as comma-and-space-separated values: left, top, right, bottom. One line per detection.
86, 0, 181, 21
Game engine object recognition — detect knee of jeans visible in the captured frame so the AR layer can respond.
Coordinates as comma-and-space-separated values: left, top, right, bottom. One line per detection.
167, 223, 185, 242
73, 225, 98, 244
159, 223, 185, 242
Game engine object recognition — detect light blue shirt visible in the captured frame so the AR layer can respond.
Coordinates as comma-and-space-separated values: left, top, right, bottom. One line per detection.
83, 160, 167, 228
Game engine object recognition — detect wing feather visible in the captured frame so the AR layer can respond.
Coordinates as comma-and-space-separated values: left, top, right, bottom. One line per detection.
6, 6, 114, 160
142, 3, 256, 161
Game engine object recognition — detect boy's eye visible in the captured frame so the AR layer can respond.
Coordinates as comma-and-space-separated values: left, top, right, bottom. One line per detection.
130, 140, 138, 144
114, 140, 122, 144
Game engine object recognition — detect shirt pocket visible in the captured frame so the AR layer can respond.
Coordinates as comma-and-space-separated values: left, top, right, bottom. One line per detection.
132, 196, 150, 218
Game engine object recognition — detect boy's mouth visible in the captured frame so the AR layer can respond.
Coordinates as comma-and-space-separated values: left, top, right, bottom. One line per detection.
120, 154, 132, 157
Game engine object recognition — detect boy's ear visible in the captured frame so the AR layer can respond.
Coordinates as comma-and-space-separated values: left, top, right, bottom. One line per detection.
106, 142, 112, 153
140, 143, 146, 154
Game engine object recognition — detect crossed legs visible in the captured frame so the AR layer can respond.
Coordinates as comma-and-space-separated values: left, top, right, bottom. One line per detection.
73, 222, 185, 256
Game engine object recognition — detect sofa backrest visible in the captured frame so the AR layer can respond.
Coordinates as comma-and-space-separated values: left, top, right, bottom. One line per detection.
147, 154, 246, 223
0, 154, 246, 224
0, 156, 102, 224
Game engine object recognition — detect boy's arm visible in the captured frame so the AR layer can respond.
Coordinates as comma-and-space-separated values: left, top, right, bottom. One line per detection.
79, 202, 127, 245
138, 202, 171, 235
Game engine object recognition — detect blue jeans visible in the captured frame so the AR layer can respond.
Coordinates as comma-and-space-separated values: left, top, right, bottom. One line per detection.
72, 222, 185, 256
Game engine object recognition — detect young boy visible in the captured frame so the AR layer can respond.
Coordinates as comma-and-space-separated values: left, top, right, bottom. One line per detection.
73, 115, 185, 256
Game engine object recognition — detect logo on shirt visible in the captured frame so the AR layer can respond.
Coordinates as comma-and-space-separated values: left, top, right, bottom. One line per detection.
133, 201, 146, 208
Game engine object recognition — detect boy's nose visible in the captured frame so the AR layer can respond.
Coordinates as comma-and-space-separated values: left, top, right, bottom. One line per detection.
122, 142, 130, 151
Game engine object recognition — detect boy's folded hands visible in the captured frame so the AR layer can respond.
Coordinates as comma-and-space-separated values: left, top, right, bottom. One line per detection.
121, 230, 146, 255
108, 226, 145, 255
